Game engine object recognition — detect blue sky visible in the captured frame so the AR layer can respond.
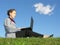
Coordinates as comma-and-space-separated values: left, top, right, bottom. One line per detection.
0, 0, 60, 37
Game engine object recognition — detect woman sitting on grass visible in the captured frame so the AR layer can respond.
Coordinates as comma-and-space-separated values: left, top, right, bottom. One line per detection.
4, 9, 53, 38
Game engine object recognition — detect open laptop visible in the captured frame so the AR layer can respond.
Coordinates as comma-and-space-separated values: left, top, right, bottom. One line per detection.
20, 16, 34, 31
16, 17, 34, 37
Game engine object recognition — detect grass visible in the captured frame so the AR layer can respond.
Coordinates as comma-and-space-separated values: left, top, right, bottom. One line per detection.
0, 37, 60, 45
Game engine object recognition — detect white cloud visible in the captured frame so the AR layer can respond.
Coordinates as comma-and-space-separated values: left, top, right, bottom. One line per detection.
34, 3, 55, 16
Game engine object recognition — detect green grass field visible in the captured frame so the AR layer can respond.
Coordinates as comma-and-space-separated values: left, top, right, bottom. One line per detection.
0, 37, 60, 45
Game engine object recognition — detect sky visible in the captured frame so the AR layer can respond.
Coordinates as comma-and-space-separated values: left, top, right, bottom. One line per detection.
0, 0, 60, 37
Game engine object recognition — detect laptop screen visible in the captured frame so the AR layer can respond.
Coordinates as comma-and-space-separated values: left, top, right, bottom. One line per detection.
30, 17, 34, 29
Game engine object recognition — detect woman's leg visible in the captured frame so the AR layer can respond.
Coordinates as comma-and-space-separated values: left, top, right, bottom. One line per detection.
27, 30, 43, 38
16, 30, 26, 38
27, 30, 53, 38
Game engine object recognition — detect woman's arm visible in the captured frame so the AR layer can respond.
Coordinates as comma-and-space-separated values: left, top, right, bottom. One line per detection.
4, 18, 20, 32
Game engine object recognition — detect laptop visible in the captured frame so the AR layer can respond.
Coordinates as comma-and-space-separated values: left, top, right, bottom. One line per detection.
16, 17, 34, 37
21, 16, 34, 31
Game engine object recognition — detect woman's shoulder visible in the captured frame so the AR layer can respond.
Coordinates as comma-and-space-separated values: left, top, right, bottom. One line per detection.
5, 18, 10, 20
4, 18, 10, 25
5, 18, 10, 21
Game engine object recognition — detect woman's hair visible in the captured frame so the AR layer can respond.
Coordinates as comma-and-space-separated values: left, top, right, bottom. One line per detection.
7, 9, 16, 16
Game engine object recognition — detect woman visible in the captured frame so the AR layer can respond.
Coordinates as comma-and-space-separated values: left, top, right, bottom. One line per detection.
4, 9, 53, 38
4, 9, 21, 38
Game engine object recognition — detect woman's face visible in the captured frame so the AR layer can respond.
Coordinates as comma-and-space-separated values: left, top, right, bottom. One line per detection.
9, 11, 16, 19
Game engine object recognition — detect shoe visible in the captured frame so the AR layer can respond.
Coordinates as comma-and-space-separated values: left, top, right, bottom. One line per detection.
49, 34, 53, 37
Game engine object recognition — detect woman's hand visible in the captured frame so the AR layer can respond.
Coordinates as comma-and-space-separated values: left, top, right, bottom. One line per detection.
18, 28, 21, 30
18, 27, 26, 30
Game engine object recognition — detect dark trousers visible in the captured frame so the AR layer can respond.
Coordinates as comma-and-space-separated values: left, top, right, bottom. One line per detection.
16, 28, 43, 38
